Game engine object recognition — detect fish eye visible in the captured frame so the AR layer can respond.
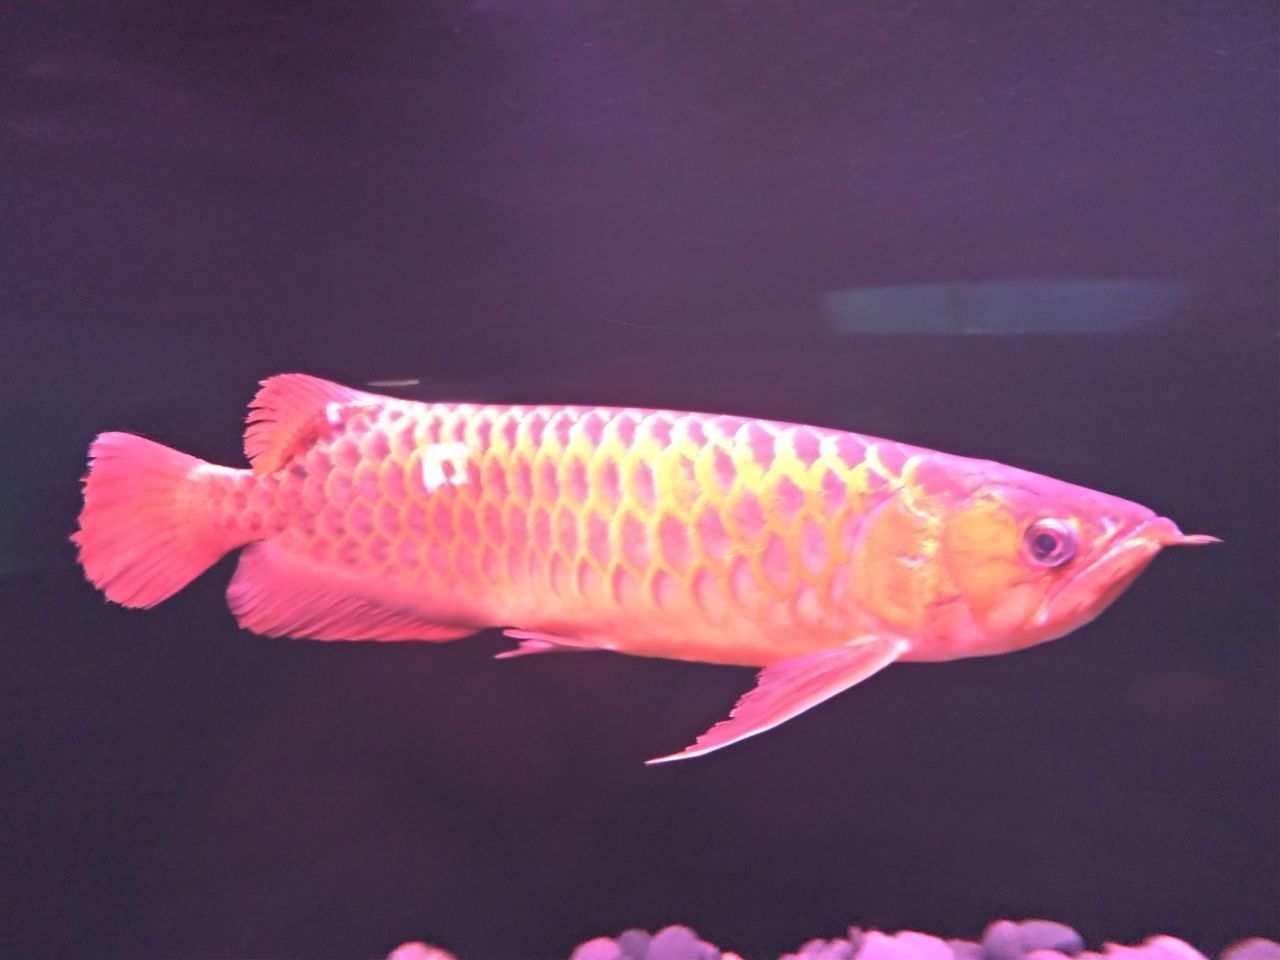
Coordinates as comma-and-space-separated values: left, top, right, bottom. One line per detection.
1024, 518, 1077, 568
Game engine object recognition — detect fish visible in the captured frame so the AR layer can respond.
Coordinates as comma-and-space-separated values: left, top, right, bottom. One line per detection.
72, 373, 1217, 763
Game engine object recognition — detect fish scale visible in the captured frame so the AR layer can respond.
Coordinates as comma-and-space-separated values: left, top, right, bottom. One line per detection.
73, 373, 1216, 762
252, 397, 908, 665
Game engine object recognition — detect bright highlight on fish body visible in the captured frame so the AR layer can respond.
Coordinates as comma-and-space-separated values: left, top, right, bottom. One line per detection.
72, 374, 1217, 763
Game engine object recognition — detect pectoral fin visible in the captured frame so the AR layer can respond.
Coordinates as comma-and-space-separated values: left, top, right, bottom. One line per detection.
645, 636, 909, 765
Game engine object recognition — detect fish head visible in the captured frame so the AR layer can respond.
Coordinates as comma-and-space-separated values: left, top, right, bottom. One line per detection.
911, 459, 1217, 657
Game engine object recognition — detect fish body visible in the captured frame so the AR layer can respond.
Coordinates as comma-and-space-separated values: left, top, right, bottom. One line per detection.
74, 374, 1215, 762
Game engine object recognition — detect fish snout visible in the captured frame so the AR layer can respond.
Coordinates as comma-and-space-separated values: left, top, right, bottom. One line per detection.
1140, 517, 1221, 548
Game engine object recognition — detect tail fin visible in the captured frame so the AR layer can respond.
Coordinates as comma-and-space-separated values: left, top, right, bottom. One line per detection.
72, 432, 247, 608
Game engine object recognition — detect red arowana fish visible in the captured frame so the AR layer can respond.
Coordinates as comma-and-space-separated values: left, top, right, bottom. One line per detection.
73, 374, 1217, 763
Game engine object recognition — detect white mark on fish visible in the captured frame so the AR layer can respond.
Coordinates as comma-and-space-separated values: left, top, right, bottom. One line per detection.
422, 442, 471, 491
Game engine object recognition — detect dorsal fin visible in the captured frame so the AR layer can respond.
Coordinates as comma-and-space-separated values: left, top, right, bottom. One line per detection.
244, 374, 384, 473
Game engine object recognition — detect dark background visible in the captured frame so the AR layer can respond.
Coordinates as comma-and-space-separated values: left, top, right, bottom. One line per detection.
2, 2, 1276, 958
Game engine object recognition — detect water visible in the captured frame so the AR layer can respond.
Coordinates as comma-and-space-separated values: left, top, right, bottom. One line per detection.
2, 3, 1276, 958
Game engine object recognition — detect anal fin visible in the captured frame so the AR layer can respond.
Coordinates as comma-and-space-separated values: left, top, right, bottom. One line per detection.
646, 636, 908, 765
227, 542, 476, 642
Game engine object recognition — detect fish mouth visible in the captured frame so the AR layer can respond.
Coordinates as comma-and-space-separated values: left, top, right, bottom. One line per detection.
1128, 516, 1220, 549
1075, 516, 1218, 587
1038, 517, 1218, 629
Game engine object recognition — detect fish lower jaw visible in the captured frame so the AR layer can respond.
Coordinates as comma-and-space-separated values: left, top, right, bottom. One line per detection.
899, 637, 1017, 663
897, 620, 1060, 661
